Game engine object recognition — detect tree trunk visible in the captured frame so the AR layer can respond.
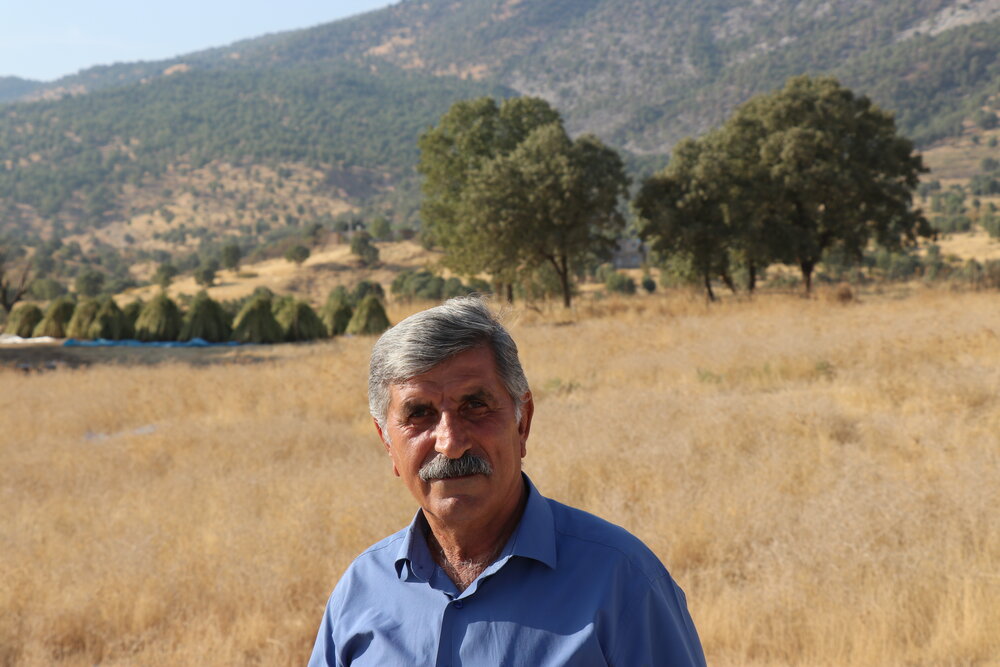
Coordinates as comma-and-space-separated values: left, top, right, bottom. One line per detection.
721, 270, 737, 294
747, 261, 757, 294
548, 255, 573, 308
703, 272, 716, 302
799, 259, 815, 294
505, 283, 514, 304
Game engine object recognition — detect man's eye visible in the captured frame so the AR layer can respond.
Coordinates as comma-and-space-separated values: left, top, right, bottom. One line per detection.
464, 400, 489, 413
407, 407, 433, 419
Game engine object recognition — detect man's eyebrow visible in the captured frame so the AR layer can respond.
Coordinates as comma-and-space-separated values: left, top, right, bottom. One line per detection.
398, 398, 433, 413
461, 388, 497, 403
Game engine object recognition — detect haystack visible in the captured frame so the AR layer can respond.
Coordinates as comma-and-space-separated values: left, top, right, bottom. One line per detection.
320, 286, 353, 336
180, 291, 231, 342
276, 300, 328, 342
65, 299, 101, 339
134, 293, 183, 342
4, 303, 43, 337
232, 294, 284, 344
33, 296, 77, 338
87, 298, 133, 340
123, 299, 144, 327
346, 294, 390, 335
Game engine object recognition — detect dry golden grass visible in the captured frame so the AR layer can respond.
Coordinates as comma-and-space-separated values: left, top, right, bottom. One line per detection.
3, 288, 1000, 665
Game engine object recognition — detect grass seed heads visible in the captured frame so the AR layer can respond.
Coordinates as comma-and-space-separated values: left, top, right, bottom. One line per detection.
134, 293, 183, 342
4, 302, 43, 337
232, 294, 284, 343
65, 298, 101, 339
345, 293, 390, 335
33, 296, 77, 338
87, 297, 133, 340
181, 291, 232, 343
276, 300, 328, 342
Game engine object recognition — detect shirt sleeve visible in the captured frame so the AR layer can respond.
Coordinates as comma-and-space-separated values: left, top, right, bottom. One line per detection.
607, 572, 706, 667
307, 591, 340, 667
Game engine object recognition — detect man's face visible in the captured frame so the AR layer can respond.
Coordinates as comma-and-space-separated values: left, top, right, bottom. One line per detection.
375, 346, 533, 530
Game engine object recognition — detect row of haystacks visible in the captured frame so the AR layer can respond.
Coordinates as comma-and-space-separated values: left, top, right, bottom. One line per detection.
4, 285, 391, 344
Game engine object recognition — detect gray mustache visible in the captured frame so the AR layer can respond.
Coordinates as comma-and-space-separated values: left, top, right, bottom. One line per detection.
419, 452, 493, 482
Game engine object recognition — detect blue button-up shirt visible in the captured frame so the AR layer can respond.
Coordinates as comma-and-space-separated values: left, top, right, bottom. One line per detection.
308, 476, 705, 666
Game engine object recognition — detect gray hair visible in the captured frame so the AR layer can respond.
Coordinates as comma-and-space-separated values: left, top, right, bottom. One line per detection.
368, 296, 530, 432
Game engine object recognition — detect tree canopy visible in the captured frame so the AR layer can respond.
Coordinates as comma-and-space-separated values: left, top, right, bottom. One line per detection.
419, 96, 628, 307
636, 75, 931, 297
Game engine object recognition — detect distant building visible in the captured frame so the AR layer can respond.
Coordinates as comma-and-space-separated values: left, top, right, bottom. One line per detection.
612, 238, 645, 269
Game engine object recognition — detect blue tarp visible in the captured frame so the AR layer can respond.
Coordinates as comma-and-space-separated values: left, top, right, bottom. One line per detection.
64, 338, 242, 348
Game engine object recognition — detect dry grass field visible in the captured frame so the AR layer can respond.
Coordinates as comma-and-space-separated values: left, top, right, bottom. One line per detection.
3, 287, 1000, 666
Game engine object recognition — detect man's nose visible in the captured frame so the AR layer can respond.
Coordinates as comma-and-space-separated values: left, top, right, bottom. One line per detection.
434, 410, 470, 459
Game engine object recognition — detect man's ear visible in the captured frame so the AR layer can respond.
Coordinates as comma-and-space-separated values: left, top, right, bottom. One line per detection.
374, 418, 400, 476
517, 392, 534, 458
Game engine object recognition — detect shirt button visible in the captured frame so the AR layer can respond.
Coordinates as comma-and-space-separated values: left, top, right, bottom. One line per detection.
454, 600, 464, 609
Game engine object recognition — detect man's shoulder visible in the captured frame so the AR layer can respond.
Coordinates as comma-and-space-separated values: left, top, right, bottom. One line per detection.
544, 495, 669, 584
334, 526, 409, 589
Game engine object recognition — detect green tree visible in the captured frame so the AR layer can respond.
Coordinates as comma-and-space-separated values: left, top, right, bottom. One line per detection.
74, 269, 105, 298
419, 96, 562, 299
193, 265, 217, 287
1, 240, 31, 313
221, 243, 242, 271
724, 75, 931, 292
420, 97, 627, 307
284, 244, 311, 265
634, 138, 734, 301
638, 75, 931, 295
370, 217, 393, 241
349, 233, 379, 267
153, 263, 179, 288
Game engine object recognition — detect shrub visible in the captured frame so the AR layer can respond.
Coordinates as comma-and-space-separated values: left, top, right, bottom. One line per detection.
65, 299, 101, 339
33, 296, 76, 338
981, 212, 1000, 239
641, 275, 657, 293
180, 291, 232, 342
193, 265, 217, 287
4, 303, 43, 337
346, 294, 390, 335
74, 269, 105, 297
276, 300, 328, 342
954, 259, 984, 289
134, 293, 183, 342
320, 287, 353, 336
350, 232, 379, 266
232, 294, 284, 344
873, 249, 922, 281
984, 260, 1000, 290
605, 271, 637, 294
284, 245, 310, 265
28, 277, 67, 301
931, 215, 973, 233
87, 298, 132, 340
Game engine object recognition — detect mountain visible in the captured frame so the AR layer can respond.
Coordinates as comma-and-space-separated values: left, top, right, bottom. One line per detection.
2, 0, 1000, 295
0, 76, 43, 103
12, 0, 1000, 151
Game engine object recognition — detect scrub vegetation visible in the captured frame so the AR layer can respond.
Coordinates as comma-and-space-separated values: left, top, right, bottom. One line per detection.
2, 287, 998, 665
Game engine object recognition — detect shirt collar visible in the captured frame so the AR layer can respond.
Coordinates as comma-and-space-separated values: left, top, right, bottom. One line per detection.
394, 473, 557, 582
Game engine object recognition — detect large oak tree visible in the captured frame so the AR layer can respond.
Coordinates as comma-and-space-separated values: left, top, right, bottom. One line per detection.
419, 97, 628, 307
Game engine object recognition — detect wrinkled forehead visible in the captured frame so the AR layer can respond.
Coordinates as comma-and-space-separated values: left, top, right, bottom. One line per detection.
387, 346, 504, 405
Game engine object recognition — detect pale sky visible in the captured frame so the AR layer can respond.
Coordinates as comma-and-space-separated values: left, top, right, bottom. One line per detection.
0, 0, 397, 82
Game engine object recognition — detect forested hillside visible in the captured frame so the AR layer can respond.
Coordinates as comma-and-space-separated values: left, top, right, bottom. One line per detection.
13, 0, 999, 151
2, 0, 1000, 299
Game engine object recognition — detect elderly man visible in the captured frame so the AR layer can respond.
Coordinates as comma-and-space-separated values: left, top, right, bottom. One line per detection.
309, 297, 705, 666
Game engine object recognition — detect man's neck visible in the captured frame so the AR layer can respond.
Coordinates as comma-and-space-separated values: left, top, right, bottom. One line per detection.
424, 484, 528, 592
